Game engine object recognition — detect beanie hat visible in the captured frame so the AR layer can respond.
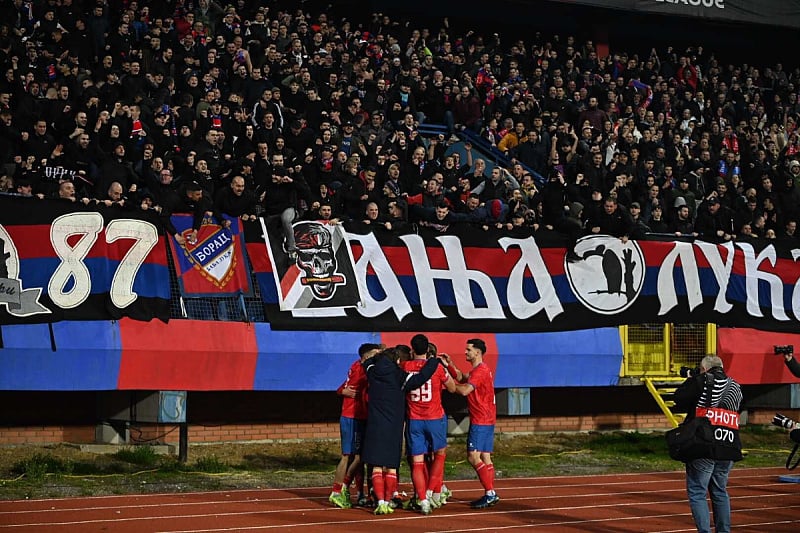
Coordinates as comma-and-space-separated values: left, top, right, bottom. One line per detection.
569, 202, 584, 218
385, 179, 400, 196
490, 199, 503, 220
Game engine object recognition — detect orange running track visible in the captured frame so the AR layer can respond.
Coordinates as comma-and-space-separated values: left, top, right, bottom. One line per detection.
1, 467, 799, 532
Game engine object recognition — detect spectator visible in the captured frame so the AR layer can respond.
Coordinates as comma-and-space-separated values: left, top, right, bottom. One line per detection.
647, 204, 670, 233
215, 175, 257, 221
453, 86, 482, 133
261, 165, 310, 258
497, 122, 525, 155
0, 1, 798, 259
420, 202, 456, 233
695, 197, 734, 243
56, 180, 77, 202
513, 130, 549, 177
471, 166, 519, 205
670, 201, 697, 237
588, 197, 634, 242
628, 202, 651, 239
559, 201, 586, 262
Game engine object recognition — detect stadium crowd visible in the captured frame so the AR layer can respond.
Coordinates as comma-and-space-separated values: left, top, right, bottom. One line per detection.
1, 0, 800, 253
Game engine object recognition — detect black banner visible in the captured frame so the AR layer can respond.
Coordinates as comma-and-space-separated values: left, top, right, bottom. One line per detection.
548, 0, 800, 28
248, 222, 800, 334
0, 196, 171, 324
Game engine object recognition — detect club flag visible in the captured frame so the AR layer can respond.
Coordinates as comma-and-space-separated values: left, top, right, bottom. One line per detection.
168, 214, 252, 297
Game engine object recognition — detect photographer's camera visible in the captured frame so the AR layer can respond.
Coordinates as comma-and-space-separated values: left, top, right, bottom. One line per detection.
679, 366, 700, 378
774, 345, 794, 356
773, 413, 798, 430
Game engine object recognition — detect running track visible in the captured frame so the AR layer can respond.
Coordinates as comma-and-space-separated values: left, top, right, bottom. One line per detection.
1, 467, 799, 532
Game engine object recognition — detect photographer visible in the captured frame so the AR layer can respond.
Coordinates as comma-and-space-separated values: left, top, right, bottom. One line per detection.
777, 346, 800, 378
673, 355, 743, 533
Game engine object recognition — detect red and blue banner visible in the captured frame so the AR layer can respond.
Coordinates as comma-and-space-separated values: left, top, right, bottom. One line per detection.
168, 214, 252, 297
0, 196, 170, 324
3, 317, 799, 391
0, 319, 624, 390
248, 223, 800, 334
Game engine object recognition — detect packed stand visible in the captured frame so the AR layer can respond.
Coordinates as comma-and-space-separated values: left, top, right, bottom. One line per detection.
0, 1, 799, 250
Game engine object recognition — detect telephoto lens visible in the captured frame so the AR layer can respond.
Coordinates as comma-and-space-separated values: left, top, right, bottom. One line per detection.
773, 413, 797, 429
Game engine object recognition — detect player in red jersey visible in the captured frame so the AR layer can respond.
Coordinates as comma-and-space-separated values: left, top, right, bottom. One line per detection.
401, 334, 456, 515
329, 342, 381, 508
443, 338, 499, 509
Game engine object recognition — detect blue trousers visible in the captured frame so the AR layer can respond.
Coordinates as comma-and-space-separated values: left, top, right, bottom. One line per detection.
685, 458, 733, 533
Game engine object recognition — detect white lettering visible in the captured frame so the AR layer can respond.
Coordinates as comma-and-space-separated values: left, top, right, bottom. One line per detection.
49, 213, 103, 309
739, 242, 789, 321
106, 219, 158, 308
655, 0, 724, 8
657, 241, 703, 314
46, 215, 162, 311
695, 241, 735, 314
206, 248, 232, 271
714, 427, 734, 442
499, 236, 564, 320
401, 235, 504, 319
347, 231, 411, 320
704, 408, 739, 427
195, 233, 231, 262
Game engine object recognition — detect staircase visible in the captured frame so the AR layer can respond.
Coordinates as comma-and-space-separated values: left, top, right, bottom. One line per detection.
643, 377, 687, 428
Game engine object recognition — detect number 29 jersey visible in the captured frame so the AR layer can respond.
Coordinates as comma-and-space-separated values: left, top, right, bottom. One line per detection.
401, 358, 450, 420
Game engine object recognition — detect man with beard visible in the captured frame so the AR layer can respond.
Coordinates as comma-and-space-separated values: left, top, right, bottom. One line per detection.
215, 175, 257, 221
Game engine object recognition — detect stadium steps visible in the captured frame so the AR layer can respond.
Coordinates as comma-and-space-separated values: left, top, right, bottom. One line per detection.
643, 377, 687, 428
416, 123, 546, 186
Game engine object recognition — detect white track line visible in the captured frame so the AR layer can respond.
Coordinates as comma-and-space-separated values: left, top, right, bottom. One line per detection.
153, 495, 800, 533
427, 505, 800, 533
0, 478, 785, 517
1, 469, 795, 532
0, 467, 786, 505
0, 469, 780, 512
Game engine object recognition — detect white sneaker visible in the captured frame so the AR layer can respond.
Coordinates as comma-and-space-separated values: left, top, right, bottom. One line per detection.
420, 498, 432, 515
441, 484, 451, 504
430, 493, 442, 508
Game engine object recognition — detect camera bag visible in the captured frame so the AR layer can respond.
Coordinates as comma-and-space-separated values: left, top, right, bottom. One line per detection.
666, 374, 715, 462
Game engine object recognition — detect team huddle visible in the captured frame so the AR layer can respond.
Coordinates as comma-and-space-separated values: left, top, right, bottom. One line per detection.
329, 335, 498, 515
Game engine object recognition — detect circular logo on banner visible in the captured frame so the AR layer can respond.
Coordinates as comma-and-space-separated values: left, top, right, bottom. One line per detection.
0, 225, 20, 279
565, 235, 645, 315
